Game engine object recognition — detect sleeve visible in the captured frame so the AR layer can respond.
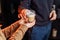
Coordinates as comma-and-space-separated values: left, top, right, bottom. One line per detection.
0, 29, 6, 40
2, 20, 20, 38
48, 0, 54, 12
8, 25, 28, 40
19, 0, 31, 9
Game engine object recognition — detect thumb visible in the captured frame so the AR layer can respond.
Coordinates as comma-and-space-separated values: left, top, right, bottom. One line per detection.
49, 11, 53, 18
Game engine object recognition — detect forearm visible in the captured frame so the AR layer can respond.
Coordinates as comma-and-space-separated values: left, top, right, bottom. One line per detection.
2, 20, 20, 38
8, 25, 28, 40
0, 29, 6, 40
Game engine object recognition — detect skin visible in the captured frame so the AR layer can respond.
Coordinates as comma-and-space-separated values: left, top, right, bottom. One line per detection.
18, 19, 36, 28
18, 9, 36, 28
49, 10, 57, 21
18, 9, 57, 23
0, 24, 2, 28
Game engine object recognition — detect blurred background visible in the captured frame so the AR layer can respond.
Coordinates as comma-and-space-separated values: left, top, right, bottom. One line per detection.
0, 0, 60, 40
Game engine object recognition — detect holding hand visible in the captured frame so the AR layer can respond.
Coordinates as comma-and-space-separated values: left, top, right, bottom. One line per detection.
18, 19, 35, 28
18, 9, 36, 28
24, 20, 35, 28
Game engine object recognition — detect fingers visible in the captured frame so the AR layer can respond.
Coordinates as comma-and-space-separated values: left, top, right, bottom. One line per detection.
22, 10, 28, 22
18, 14, 22, 19
49, 10, 57, 21
50, 16, 56, 21
18, 9, 28, 22
24, 20, 36, 28
49, 11, 53, 18
18, 9, 24, 19
50, 13, 57, 20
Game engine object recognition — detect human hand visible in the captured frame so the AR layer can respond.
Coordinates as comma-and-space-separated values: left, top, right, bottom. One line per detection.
24, 20, 35, 28
49, 10, 57, 21
0, 24, 2, 28
18, 9, 28, 22
18, 19, 25, 25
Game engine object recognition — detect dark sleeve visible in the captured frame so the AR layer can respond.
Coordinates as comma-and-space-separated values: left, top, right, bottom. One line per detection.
47, 0, 54, 12
20, 0, 31, 9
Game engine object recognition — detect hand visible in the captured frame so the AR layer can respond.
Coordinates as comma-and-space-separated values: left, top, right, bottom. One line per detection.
0, 24, 2, 28
49, 10, 57, 21
18, 19, 25, 25
18, 9, 28, 22
24, 20, 35, 28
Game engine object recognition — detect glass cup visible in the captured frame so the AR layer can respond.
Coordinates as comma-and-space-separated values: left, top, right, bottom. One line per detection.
26, 10, 35, 22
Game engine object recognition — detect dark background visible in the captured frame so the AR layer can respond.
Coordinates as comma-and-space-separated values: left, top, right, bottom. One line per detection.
0, 0, 60, 40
